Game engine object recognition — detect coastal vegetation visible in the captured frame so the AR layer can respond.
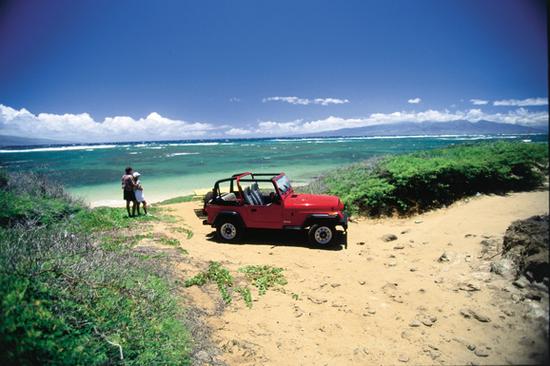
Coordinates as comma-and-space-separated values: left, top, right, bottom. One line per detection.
300, 141, 548, 216
184, 262, 287, 308
0, 171, 191, 365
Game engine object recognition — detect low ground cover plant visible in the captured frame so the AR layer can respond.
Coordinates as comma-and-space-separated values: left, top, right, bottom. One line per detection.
184, 262, 287, 308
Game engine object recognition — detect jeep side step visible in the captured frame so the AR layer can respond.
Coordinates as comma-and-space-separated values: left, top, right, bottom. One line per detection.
283, 226, 303, 230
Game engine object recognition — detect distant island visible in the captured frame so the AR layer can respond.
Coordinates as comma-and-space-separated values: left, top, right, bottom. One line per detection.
0, 135, 69, 147
302, 120, 547, 138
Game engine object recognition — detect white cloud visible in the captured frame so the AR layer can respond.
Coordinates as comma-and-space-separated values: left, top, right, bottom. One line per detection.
262, 96, 349, 106
493, 97, 548, 107
407, 97, 421, 104
470, 99, 488, 105
226, 127, 252, 136
0, 104, 217, 142
1, 103, 547, 142
229, 97, 241, 103
245, 108, 548, 136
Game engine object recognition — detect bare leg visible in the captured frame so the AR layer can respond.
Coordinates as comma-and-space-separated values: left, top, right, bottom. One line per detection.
132, 200, 137, 216
136, 201, 141, 216
142, 201, 148, 215
126, 200, 132, 217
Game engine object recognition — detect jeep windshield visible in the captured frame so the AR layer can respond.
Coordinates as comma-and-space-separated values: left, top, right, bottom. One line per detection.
275, 175, 292, 195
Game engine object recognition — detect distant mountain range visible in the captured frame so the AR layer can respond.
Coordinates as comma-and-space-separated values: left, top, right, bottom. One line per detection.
302, 120, 548, 137
0, 135, 70, 147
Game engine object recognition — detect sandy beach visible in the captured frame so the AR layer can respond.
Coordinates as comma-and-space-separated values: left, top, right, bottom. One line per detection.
137, 189, 549, 365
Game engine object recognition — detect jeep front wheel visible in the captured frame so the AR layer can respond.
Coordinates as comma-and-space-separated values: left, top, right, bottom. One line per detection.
308, 224, 335, 246
216, 219, 243, 243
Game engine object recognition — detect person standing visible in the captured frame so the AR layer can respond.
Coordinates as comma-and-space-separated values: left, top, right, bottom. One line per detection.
133, 171, 147, 215
121, 166, 137, 217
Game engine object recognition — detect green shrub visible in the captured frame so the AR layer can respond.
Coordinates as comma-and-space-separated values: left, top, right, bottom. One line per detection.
305, 142, 548, 216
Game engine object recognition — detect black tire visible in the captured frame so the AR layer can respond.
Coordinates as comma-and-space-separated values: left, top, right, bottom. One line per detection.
216, 218, 243, 243
308, 224, 336, 246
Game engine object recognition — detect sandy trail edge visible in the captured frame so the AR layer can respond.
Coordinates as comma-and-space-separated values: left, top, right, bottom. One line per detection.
153, 190, 549, 365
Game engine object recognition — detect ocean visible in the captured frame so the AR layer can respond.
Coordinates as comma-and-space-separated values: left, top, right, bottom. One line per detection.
1, 134, 547, 206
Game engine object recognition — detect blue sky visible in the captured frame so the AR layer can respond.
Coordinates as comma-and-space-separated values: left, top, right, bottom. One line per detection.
0, 0, 547, 141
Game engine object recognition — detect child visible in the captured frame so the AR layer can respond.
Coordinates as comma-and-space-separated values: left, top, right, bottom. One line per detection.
132, 171, 148, 215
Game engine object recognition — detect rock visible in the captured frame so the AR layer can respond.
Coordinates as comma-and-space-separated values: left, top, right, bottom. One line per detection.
468, 309, 491, 323
490, 258, 516, 279
358, 280, 366, 285
331, 283, 341, 288
401, 229, 410, 234
398, 354, 409, 362
421, 318, 434, 327
438, 252, 451, 262
467, 344, 476, 351
393, 244, 405, 250
428, 350, 441, 360
503, 215, 549, 282
387, 260, 397, 267
460, 309, 472, 318
459, 282, 481, 292
465, 234, 476, 238
195, 350, 211, 362
367, 309, 376, 315
414, 220, 423, 224
474, 347, 490, 357
382, 234, 398, 242
502, 309, 514, 317
307, 296, 327, 305
409, 319, 422, 327
410, 268, 418, 272
357, 241, 365, 245
513, 276, 530, 289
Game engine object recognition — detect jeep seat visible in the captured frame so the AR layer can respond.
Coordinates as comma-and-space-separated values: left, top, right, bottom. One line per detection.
250, 183, 265, 205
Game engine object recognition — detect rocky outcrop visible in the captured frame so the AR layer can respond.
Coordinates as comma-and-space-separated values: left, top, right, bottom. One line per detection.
502, 215, 549, 285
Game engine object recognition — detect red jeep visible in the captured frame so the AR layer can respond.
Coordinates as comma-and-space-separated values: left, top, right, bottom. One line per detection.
202, 172, 347, 246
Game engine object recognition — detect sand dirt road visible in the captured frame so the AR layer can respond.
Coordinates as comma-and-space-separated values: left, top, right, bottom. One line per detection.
147, 190, 549, 365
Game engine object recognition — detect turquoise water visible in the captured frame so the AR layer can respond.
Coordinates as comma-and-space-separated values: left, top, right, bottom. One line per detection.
1, 134, 547, 206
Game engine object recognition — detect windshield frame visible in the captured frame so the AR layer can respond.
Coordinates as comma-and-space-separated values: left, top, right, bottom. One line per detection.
273, 174, 293, 197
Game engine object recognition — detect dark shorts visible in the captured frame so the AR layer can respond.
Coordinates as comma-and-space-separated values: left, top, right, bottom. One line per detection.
123, 190, 136, 201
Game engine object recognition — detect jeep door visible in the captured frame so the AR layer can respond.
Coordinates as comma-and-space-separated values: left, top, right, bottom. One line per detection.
245, 181, 283, 229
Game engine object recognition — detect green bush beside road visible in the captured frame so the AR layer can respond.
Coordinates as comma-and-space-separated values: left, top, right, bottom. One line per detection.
301, 142, 548, 216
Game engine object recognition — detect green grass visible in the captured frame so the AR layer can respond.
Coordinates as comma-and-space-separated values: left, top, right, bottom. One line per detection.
303, 141, 548, 216
0, 171, 191, 365
158, 195, 196, 205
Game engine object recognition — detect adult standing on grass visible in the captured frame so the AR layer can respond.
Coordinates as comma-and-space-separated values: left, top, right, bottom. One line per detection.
121, 166, 137, 217
133, 171, 147, 215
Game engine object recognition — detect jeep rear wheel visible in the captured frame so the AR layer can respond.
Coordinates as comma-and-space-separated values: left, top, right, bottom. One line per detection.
308, 224, 335, 246
216, 219, 243, 243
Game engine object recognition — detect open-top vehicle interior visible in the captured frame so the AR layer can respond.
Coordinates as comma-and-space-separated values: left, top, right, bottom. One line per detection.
207, 172, 291, 207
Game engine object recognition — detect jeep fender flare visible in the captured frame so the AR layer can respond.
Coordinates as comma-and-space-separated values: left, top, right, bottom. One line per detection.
302, 214, 340, 229
213, 211, 246, 228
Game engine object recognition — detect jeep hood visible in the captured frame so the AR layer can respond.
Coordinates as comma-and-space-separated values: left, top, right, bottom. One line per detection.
285, 193, 343, 211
